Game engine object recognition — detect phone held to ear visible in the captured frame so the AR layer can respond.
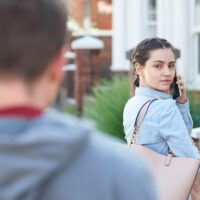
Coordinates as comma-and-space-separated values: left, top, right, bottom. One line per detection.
172, 76, 182, 100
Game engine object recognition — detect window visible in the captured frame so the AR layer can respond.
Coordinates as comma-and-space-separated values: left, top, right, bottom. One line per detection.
195, 0, 200, 27
147, 0, 157, 36
194, 0, 200, 74
196, 33, 200, 73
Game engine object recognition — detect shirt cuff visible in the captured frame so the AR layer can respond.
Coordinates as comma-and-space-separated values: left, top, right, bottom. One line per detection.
176, 99, 190, 113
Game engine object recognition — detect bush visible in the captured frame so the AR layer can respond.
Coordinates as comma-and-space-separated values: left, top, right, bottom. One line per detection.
187, 92, 200, 128
189, 103, 200, 128
83, 76, 130, 140
63, 104, 77, 115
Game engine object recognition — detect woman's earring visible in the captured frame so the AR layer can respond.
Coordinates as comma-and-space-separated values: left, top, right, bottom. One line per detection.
134, 74, 140, 87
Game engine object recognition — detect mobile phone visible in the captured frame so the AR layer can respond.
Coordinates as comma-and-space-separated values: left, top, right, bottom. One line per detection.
172, 76, 182, 99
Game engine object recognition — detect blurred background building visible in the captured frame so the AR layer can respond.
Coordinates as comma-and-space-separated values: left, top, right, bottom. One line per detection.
61, 0, 112, 112
112, 0, 200, 91
60, 0, 200, 111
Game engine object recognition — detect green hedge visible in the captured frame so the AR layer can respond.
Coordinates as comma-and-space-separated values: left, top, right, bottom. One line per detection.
83, 76, 130, 140
188, 92, 200, 128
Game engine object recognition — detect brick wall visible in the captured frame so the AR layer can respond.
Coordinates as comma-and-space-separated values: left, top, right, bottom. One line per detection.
63, 35, 112, 112
98, 35, 112, 78
66, 0, 112, 30
69, 0, 84, 27
90, 0, 112, 29
72, 35, 112, 80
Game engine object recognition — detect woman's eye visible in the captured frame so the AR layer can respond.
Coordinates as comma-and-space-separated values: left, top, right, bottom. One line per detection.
169, 65, 175, 69
154, 65, 161, 69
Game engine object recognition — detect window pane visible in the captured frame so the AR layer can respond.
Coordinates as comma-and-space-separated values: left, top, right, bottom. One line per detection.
148, 0, 156, 21
196, 0, 200, 27
198, 33, 200, 73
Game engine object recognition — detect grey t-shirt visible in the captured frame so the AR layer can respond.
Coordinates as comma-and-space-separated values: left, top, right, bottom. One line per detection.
0, 109, 157, 200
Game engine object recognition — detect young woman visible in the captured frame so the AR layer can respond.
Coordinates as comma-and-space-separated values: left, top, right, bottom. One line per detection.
123, 37, 200, 160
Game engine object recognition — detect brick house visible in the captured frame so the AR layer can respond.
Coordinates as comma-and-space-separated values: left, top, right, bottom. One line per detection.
66, 0, 112, 30
61, 0, 112, 113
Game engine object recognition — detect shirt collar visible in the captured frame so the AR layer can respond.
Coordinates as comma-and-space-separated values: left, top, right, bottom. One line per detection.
135, 87, 172, 99
0, 106, 43, 119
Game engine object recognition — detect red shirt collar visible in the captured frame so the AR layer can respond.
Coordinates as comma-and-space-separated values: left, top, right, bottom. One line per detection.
0, 106, 43, 119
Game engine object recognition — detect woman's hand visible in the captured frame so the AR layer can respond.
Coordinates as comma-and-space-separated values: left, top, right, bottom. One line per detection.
176, 75, 187, 104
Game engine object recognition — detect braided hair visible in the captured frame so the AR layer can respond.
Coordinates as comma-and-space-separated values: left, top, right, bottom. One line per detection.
131, 38, 176, 87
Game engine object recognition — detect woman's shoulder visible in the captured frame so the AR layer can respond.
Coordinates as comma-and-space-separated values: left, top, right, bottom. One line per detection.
149, 98, 178, 117
153, 98, 176, 108
124, 96, 178, 120
124, 96, 150, 109
125, 96, 176, 109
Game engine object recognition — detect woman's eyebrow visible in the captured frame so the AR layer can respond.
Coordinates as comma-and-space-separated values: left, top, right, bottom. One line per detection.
153, 60, 175, 63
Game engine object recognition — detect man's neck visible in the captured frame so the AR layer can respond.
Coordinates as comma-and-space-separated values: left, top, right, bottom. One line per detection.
0, 80, 47, 109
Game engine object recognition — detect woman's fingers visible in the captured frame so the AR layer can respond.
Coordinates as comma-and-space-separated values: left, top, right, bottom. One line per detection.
176, 75, 184, 89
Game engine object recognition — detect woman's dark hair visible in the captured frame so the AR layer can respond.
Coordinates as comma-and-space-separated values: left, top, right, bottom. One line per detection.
131, 37, 176, 87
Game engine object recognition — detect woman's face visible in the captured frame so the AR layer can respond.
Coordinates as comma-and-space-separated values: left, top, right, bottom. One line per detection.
137, 48, 176, 94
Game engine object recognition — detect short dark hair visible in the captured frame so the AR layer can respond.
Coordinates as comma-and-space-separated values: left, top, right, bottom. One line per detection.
131, 37, 176, 87
0, 0, 67, 82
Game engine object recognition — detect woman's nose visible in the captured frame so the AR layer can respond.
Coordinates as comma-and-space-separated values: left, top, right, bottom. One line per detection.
163, 67, 171, 75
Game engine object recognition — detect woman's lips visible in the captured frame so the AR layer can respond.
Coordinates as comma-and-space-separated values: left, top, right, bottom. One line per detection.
160, 80, 172, 84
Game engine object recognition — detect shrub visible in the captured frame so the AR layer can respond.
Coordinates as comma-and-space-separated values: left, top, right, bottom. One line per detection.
189, 103, 200, 128
187, 92, 200, 128
63, 103, 77, 115
83, 76, 130, 140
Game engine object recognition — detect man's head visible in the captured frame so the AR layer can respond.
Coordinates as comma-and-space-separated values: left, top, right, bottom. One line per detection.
0, 0, 67, 107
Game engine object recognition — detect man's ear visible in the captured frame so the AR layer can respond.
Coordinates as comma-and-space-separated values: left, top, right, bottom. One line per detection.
48, 47, 67, 83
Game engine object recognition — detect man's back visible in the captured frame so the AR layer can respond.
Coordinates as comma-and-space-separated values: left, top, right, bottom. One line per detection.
0, 109, 157, 200
0, 0, 157, 199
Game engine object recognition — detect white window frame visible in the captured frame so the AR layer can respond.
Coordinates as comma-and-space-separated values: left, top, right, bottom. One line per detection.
146, 0, 157, 37
191, 0, 200, 88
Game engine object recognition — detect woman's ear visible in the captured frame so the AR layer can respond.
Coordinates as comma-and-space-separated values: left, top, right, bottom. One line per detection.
135, 63, 143, 76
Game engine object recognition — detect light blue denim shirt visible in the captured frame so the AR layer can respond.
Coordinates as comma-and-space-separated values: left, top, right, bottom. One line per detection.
123, 87, 200, 159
